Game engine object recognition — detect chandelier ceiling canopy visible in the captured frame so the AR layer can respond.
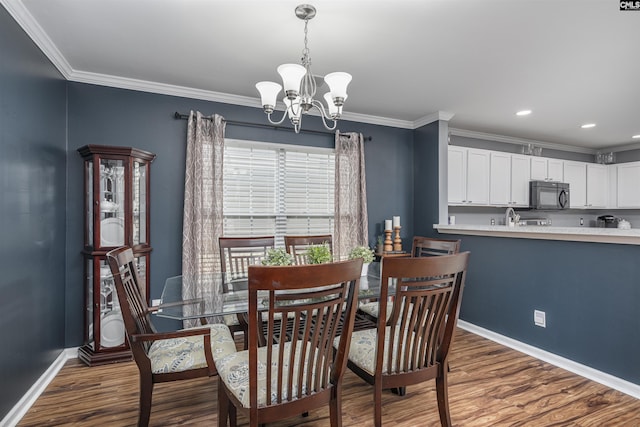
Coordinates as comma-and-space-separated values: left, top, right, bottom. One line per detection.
255, 4, 352, 133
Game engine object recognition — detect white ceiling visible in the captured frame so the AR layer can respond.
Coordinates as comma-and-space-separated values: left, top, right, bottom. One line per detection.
4, 0, 640, 151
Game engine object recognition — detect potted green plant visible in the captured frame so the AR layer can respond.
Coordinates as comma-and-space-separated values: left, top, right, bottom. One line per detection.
349, 245, 375, 276
305, 242, 332, 264
261, 248, 294, 266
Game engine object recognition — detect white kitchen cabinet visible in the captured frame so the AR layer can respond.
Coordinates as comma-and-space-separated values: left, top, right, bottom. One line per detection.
448, 146, 490, 205
511, 155, 531, 205
448, 146, 466, 204
530, 157, 547, 181
608, 165, 617, 208
548, 159, 564, 181
616, 162, 640, 208
586, 164, 608, 208
563, 161, 587, 208
489, 152, 511, 205
530, 157, 564, 182
490, 152, 530, 206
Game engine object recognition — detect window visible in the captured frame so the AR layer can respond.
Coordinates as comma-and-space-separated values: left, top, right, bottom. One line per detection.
223, 139, 334, 246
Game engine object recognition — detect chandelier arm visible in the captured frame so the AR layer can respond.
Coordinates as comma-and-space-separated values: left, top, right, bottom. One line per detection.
265, 109, 290, 126
310, 100, 339, 131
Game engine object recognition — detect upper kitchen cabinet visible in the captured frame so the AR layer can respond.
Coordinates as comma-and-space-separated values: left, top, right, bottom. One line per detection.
530, 157, 564, 182
489, 152, 530, 206
448, 146, 490, 205
615, 162, 640, 208
563, 161, 607, 209
563, 161, 587, 208
586, 164, 608, 208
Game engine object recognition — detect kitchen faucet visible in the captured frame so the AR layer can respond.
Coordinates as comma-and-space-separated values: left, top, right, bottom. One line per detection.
505, 207, 520, 226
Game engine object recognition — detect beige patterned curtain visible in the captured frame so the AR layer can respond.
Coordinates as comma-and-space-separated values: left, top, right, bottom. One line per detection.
334, 131, 368, 260
182, 111, 225, 327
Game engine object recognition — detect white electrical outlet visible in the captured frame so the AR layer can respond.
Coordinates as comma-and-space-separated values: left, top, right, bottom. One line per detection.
534, 310, 546, 328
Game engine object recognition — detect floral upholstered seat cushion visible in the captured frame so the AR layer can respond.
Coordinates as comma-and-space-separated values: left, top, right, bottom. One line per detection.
224, 314, 241, 326
358, 300, 392, 321
147, 323, 237, 374
336, 326, 418, 376
358, 300, 413, 322
215, 341, 320, 408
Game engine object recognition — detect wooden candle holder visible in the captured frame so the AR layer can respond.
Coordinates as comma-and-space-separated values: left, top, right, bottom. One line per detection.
384, 229, 393, 252
393, 226, 402, 251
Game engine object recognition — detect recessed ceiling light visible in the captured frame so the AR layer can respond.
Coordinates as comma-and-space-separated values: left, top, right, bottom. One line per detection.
632, 134, 640, 139
581, 123, 596, 129
516, 110, 532, 116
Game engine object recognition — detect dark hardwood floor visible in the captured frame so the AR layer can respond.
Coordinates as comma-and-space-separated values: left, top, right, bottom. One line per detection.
18, 329, 640, 426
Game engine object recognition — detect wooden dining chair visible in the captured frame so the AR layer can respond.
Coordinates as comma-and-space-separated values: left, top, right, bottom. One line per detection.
219, 236, 275, 348
342, 253, 469, 427
215, 258, 363, 427
219, 236, 275, 283
106, 246, 237, 427
411, 236, 462, 257
284, 234, 333, 265
359, 236, 462, 322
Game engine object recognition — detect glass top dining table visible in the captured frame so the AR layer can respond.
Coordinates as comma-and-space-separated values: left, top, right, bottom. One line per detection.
154, 262, 389, 322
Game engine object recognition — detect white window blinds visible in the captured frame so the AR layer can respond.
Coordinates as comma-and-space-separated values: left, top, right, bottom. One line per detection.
223, 139, 335, 247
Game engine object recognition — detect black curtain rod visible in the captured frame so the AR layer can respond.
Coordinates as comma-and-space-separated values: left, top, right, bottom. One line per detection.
173, 112, 372, 141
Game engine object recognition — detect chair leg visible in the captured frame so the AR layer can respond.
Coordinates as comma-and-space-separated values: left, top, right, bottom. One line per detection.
436, 370, 452, 427
230, 404, 237, 427
391, 387, 406, 396
138, 373, 153, 427
374, 384, 383, 427
218, 381, 230, 427
329, 384, 343, 427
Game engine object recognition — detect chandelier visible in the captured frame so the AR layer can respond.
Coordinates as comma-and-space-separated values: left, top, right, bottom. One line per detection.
255, 4, 352, 133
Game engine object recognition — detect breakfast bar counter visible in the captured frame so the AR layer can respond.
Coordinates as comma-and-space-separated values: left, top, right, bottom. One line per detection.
434, 224, 640, 245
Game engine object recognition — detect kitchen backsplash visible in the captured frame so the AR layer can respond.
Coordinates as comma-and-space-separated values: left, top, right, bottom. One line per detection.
447, 206, 640, 228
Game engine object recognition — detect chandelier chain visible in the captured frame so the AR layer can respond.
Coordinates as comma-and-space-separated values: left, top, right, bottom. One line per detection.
302, 19, 310, 64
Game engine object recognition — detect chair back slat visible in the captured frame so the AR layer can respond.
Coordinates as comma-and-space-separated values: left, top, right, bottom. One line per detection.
247, 259, 361, 410
106, 247, 156, 354
219, 236, 275, 282
379, 253, 469, 376
411, 236, 461, 257
284, 234, 333, 265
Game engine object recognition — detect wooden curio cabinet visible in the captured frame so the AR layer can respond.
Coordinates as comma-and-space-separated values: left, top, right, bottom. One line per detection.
77, 145, 156, 366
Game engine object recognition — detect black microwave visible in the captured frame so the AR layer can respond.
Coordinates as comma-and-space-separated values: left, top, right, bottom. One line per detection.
529, 181, 570, 210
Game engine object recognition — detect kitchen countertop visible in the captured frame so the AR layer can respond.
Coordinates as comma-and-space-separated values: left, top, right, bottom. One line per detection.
434, 224, 640, 245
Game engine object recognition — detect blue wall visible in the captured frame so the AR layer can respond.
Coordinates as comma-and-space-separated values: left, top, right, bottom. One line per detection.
0, 5, 67, 418
413, 122, 441, 237
455, 234, 640, 384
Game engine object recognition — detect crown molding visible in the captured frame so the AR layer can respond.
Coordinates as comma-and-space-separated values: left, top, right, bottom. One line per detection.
339, 111, 414, 129
603, 141, 640, 154
69, 70, 261, 108
449, 128, 598, 155
413, 111, 455, 128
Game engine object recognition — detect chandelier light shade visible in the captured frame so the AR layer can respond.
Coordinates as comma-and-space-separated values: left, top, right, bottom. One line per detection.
255, 4, 352, 133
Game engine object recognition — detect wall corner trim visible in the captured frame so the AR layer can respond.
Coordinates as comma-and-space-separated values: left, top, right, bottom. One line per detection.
1, 348, 78, 427
414, 111, 455, 129
457, 320, 640, 399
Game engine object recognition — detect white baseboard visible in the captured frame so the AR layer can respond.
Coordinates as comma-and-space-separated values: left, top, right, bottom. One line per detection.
0, 348, 78, 427
457, 320, 640, 399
